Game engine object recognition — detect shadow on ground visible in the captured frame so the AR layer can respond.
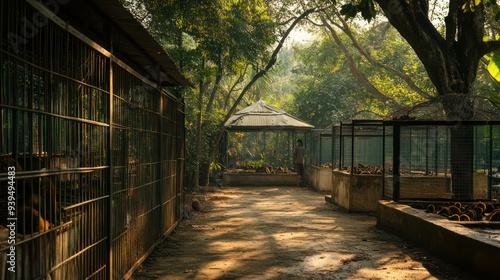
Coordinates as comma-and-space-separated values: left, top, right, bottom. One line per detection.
132, 186, 480, 280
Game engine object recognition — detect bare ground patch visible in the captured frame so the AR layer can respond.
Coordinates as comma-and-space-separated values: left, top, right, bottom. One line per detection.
132, 186, 480, 280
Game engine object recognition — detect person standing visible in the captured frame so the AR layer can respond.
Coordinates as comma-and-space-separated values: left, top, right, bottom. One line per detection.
293, 139, 305, 187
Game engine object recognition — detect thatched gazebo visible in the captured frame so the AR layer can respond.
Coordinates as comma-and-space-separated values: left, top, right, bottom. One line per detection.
222, 100, 314, 185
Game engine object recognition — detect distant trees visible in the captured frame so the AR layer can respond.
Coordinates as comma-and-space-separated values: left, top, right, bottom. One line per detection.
287, 19, 435, 127
122, 0, 316, 189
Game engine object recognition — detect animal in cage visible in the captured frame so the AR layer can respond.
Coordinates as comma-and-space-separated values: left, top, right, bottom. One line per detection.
1, 158, 60, 234
19, 151, 81, 185
17, 205, 52, 234
21, 176, 60, 228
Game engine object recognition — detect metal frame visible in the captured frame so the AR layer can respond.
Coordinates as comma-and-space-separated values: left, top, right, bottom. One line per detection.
0, 1, 185, 279
386, 120, 500, 202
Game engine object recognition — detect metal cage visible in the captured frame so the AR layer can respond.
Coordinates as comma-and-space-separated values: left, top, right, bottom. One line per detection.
0, 1, 186, 279
385, 121, 500, 201
332, 120, 385, 174
309, 129, 332, 167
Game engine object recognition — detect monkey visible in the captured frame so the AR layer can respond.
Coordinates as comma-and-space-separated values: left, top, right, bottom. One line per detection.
1, 158, 59, 233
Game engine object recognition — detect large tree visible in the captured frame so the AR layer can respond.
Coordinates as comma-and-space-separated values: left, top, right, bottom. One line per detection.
337, 0, 500, 199
123, 0, 317, 189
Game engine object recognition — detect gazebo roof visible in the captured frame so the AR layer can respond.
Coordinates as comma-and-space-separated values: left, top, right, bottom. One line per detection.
224, 100, 314, 130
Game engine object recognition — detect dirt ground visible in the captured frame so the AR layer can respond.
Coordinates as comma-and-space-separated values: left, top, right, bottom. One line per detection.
131, 186, 481, 280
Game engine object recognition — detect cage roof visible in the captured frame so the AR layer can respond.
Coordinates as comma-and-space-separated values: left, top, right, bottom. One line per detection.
225, 100, 314, 130
389, 95, 500, 121
58, 0, 192, 87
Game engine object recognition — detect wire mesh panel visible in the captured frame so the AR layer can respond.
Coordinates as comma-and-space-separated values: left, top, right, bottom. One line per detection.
111, 64, 163, 278
386, 121, 500, 201
384, 126, 393, 198
492, 126, 500, 199
0, 1, 110, 279
332, 125, 341, 169
309, 129, 332, 167
335, 121, 384, 174
0, 1, 186, 279
226, 130, 297, 172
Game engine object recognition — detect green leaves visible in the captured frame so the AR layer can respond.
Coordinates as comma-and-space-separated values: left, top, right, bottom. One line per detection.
340, 3, 358, 19
340, 0, 376, 22
487, 52, 500, 82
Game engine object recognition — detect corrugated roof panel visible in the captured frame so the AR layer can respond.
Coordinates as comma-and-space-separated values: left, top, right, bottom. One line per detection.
225, 100, 314, 130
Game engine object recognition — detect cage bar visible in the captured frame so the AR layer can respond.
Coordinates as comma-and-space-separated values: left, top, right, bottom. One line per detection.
0, 1, 187, 279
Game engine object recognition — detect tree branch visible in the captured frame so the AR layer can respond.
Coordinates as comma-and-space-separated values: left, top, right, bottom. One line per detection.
332, 11, 433, 100
206, 52, 223, 113
485, 40, 500, 53
320, 14, 404, 110
223, 7, 318, 124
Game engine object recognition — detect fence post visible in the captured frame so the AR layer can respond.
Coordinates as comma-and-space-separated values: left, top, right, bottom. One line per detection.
393, 124, 400, 202
108, 52, 114, 280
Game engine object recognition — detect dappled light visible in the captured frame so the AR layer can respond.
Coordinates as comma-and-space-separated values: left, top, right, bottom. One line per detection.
133, 186, 479, 279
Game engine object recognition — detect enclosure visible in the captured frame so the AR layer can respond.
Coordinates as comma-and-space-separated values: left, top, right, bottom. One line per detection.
378, 119, 500, 277
308, 129, 333, 168
0, 0, 189, 279
333, 120, 385, 173
330, 120, 386, 212
306, 129, 333, 191
223, 100, 314, 185
225, 130, 299, 172
384, 120, 500, 201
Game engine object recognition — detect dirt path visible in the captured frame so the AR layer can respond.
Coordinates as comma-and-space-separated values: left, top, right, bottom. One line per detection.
132, 186, 479, 280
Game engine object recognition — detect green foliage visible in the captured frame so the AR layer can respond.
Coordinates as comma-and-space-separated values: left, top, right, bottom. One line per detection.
487, 52, 500, 82
337, 0, 500, 93
122, 0, 286, 187
288, 36, 364, 126
226, 130, 294, 169
210, 161, 224, 172
287, 24, 434, 126
239, 159, 266, 170
340, 0, 376, 22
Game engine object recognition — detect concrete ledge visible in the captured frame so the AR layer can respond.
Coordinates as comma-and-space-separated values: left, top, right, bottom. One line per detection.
377, 200, 500, 278
308, 166, 333, 192
332, 171, 383, 212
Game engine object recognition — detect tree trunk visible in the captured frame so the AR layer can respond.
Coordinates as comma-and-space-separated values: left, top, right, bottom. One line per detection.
199, 161, 210, 186
442, 94, 474, 199
449, 126, 474, 199
194, 61, 208, 190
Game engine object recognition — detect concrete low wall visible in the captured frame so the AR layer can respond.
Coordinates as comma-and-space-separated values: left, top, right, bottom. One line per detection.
222, 172, 296, 186
308, 166, 333, 192
377, 200, 500, 278
332, 171, 383, 212
385, 176, 451, 199
384, 173, 490, 200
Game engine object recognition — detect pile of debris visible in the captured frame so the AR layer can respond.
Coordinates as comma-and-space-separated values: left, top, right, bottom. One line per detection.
256, 166, 294, 174
385, 168, 438, 176
340, 163, 383, 174
411, 201, 500, 222
320, 163, 333, 169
